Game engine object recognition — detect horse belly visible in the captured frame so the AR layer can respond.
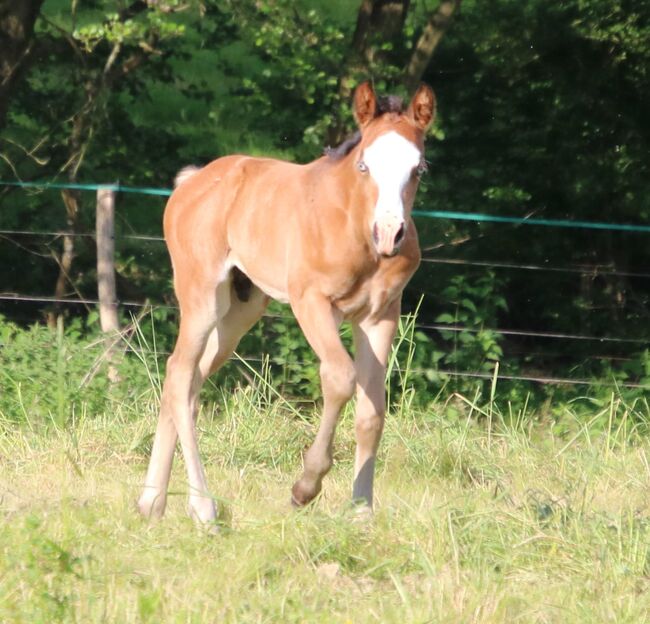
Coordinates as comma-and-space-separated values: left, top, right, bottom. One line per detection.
248, 274, 290, 304
229, 251, 290, 304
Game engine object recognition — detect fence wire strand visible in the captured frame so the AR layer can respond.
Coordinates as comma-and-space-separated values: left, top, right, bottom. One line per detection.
3, 335, 644, 390
3, 228, 648, 278
0, 229, 164, 242
421, 257, 650, 280
3, 181, 650, 389
6, 230, 650, 278
1, 293, 647, 346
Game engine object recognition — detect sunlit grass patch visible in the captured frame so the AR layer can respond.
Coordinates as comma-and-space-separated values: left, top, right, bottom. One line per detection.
1, 382, 650, 622
2, 312, 650, 622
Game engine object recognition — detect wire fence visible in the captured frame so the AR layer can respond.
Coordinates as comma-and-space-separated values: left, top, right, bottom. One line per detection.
1, 293, 647, 346
2, 179, 650, 390
3, 226, 646, 278
420, 257, 650, 280
2, 295, 647, 390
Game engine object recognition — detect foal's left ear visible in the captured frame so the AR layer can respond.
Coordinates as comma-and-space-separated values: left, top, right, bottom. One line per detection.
407, 83, 436, 131
353, 81, 377, 129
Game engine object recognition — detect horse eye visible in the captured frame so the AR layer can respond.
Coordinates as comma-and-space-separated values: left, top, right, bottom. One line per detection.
357, 160, 368, 173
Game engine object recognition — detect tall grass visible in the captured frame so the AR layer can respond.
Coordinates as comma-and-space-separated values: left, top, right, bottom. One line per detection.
1, 316, 649, 622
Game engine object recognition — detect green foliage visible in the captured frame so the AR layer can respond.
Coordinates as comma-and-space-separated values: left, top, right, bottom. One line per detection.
6, 515, 84, 622
73, 5, 186, 52
434, 272, 506, 372
0, 315, 154, 427
218, 0, 349, 157
1, 0, 650, 396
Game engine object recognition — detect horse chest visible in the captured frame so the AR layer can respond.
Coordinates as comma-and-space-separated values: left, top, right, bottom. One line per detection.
332, 257, 413, 321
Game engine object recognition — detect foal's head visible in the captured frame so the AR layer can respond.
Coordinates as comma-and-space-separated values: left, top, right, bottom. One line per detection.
351, 81, 435, 257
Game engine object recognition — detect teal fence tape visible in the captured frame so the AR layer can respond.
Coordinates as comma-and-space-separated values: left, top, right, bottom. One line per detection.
0, 180, 172, 197
3, 180, 650, 233
412, 209, 650, 233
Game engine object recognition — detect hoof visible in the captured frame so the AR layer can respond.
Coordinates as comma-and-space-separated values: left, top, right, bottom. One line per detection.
137, 492, 166, 520
351, 503, 374, 523
196, 521, 221, 537
291, 480, 320, 507
187, 498, 218, 526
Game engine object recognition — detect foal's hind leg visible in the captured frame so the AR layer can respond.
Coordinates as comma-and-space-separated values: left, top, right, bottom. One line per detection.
138, 277, 268, 522
137, 298, 218, 522
180, 283, 268, 522
138, 265, 231, 522
198, 284, 269, 380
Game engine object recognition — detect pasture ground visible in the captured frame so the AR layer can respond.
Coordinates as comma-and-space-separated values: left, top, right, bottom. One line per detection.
1, 386, 649, 623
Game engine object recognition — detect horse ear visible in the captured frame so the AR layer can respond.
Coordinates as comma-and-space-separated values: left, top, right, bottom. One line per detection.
408, 83, 436, 131
353, 81, 377, 128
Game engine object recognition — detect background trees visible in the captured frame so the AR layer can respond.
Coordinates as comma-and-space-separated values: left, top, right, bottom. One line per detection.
1, 0, 649, 395
0, 0, 44, 129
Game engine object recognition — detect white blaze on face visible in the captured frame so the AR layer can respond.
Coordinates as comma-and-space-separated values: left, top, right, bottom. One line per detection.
362, 131, 421, 254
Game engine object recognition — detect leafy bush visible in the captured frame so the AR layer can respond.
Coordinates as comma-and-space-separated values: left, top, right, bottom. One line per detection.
434, 271, 507, 372
0, 315, 155, 427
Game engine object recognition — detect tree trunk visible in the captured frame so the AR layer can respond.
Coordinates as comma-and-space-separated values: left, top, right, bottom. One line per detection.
47, 188, 80, 328
328, 0, 459, 145
0, 0, 44, 129
403, 0, 461, 93
328, 0, 411, 144
350, 0, 410, 68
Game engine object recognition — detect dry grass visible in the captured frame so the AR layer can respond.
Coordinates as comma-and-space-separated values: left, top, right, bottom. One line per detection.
1, 386, 650, 623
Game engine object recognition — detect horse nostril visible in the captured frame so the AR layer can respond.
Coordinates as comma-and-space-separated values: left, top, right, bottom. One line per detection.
394, 223, 405, 246
372, 222, 379, 245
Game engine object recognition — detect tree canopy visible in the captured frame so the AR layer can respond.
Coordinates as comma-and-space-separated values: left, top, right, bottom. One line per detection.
1, 0, 649, 392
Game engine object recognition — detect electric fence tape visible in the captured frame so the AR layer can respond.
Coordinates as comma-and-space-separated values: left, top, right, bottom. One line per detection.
3, 180, 650, 233
0, 180, 172, 197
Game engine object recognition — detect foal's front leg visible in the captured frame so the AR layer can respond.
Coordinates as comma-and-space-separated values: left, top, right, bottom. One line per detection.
352, 299, 400, 511
290, 292, 357, 506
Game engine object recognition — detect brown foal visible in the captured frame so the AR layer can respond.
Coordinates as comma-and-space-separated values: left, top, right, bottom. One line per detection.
138, 82, 435, 524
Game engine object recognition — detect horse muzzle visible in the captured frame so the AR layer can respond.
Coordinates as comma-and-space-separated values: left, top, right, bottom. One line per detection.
372, 219, 406, 257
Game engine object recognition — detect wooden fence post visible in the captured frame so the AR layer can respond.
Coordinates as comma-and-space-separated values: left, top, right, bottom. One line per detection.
96, 187, 120, 380
96, 187, 119, 331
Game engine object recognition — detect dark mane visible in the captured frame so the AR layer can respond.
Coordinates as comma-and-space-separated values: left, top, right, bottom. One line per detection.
325, 94, 405, 161
324, 131, 362, 160
376, 94, 404, 115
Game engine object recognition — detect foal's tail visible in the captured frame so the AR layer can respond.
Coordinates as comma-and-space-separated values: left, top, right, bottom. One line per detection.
174, 165, 201, 188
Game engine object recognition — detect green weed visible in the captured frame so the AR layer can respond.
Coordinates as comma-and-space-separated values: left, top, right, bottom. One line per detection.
1, 317, 650, 622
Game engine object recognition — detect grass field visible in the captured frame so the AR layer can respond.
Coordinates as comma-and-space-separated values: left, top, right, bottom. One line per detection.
1, 373, 650, 624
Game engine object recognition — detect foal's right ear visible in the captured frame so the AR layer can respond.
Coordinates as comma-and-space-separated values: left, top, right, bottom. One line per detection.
353, 81, 377, 129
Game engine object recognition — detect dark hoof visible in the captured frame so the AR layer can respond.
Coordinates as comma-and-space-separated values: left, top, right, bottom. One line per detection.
291, 480, 319, 507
